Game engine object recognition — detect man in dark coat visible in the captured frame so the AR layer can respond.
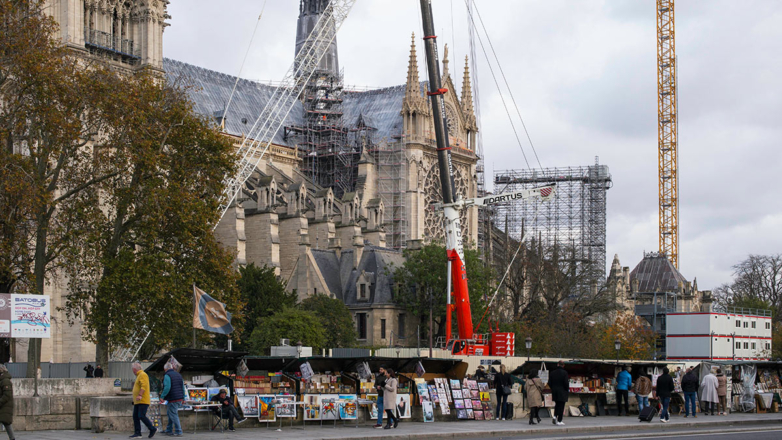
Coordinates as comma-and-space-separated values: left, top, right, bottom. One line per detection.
656, 367, 675, 423
83, 364, 94, 378
0, 365, 15, 439
549, 360, 569, 426
681, 367, 699, 417
93, 365, 104, 378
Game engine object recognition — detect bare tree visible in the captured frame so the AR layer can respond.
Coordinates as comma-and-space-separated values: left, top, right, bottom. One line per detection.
715, 254, 782, 322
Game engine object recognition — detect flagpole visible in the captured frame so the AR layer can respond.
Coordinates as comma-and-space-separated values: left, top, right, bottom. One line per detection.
192, 284, 196, 349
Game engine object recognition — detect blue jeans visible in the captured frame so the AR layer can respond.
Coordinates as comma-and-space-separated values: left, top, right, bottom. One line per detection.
684, 391, 697, 416
496, 393, 508, 419
165, 400, 183, 435
133, 404, 155, 436
636, 395, 649, 411
660, 397, 670, 420
376, 396, 384, 425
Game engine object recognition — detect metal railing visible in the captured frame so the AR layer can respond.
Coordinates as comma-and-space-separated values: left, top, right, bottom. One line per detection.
84, 30, 140, 59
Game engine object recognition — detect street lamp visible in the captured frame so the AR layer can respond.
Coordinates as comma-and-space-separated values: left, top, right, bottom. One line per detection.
614, 339, 621, 365
525, 337, 533, 362
296, 340, 303, 358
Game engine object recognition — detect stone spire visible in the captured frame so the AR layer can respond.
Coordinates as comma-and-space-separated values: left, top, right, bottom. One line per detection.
461, 55, 474, 115
405, 33, 420, 99
296, 0, 339, 75
442, 44, 450, 79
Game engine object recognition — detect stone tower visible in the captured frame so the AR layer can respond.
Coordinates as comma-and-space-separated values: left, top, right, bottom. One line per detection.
295, 0, 339, 75
45, 0, 169, 70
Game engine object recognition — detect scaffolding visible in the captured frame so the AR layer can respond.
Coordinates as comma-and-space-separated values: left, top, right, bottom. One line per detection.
284, 69, 360, 198
493, 158, 612, 279
369, 136, 407, 250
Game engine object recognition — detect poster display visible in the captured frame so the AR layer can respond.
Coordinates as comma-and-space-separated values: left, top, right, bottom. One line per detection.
276, 395, 296, 418
1, 294, 51, 338
237, 396, 258, 417
321, 396, 339, 420
187, 388, 208, 402
304, 394, 321, 420
338, 394, 357, 420
396, 394, 411, 418
366, 394, 379, 419
258, 395, 276, 422
422, 401, 435, 422
207, 387, 229, 401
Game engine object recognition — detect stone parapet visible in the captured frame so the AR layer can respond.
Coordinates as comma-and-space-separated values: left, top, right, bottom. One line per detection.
12, 378, 121, 397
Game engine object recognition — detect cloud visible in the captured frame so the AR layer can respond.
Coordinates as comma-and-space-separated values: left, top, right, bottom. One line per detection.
163, 0, 782, 289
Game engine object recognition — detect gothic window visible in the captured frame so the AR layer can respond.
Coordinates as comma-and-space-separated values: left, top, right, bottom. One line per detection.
423, 162, 469, 241
444, 104, 459, 137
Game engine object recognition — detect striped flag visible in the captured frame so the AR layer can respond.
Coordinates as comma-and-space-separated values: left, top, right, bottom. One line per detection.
193, 285, 234, 335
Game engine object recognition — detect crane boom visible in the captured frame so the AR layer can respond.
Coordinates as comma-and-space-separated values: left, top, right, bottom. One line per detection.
215, 0, 356, 223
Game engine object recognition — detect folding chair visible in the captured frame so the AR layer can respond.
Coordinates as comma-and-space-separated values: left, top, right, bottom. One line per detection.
210, 406, 228, 433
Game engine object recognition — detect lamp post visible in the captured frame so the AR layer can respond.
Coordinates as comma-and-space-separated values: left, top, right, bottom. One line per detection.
614, 339, 621, 365
296, 340, 302, 359
525, 337, 533, 362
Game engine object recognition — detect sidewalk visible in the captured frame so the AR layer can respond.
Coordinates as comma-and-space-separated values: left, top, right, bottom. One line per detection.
19, 413, 782, 440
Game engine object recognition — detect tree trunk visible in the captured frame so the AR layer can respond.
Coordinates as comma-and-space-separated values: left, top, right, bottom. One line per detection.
95, 321, 109, 367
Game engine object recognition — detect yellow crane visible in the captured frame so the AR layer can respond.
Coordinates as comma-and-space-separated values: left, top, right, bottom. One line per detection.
657, 0, 679, 268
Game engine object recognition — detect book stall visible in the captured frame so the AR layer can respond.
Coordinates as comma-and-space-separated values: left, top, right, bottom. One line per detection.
284, 357, 360, 427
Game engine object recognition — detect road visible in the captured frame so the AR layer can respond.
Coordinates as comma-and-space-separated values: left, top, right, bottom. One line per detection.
466, 426, 782, 440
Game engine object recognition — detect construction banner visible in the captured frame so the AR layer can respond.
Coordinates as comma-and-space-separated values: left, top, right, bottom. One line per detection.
192, 285, 234, 335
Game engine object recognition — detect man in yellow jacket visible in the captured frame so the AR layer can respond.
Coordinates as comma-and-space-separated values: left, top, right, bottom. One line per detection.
131, 362, 157, 438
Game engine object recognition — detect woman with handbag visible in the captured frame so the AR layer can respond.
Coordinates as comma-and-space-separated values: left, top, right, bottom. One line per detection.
493, 365, 512, 420
382, 368, 399, 429
526, 372, 544, 425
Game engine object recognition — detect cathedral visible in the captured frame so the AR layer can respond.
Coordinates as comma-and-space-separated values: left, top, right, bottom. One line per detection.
34, 0, 480, 359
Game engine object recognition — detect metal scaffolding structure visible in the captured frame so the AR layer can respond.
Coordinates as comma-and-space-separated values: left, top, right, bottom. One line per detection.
493, 159, 612, 278
370, 137, 407, 250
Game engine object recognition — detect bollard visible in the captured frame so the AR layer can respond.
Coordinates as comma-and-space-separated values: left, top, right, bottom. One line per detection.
75, 396, 81, 430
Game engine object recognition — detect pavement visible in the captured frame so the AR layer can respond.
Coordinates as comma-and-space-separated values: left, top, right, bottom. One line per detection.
14, 412, 782, 440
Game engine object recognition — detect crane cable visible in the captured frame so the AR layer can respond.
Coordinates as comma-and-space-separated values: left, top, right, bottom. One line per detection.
463, 0, 544, 172
475, 234, 526, 331
222, 0, 268, 129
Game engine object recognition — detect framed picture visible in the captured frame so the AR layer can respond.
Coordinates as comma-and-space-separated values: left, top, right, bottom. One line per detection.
543, 393, 555, 408
186, 388, 207, 402
481, 401, 491, 411
466, 409, 474, 419
276, 395, 296, 418
258, 395, 276, 422
422, 401, 435, 423
452, 389, 463, 399
428, 385, 440, 404
454, 399, 465, 409
470, 389, 480, 399
472, 399, 482, 410
303, 394, 321, 420
237, 395, 258, 417
450, 379, 461, 390
467, 380, 478, 390
338, 394, 357, 420
485, 410, 494, 420
474, 410, 484, 420
478, 382, 489, 392
321, 397, 339, 420
417, 382, 431, 404
463, 398, 472, 409
480, 391, 490, 401
207, 387, 229, 401
366, 394, 379, 419
456, 408, 468, 419
396, 394, 412, 419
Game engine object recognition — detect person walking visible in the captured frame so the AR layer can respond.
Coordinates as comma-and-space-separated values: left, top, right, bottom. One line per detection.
493, 365, 512, 420
525, 372, 544, 425
130, 362, 156, 438
373, 366, 387, 429
160, 360, 187, 436
616, 366, 632, 416
0, 366, 15, 440
549, 360, 569, 426
656, 367, 675, 423
716, 369, 728, 415
681, 367, 699, 418
83, 364, 94, 378
93, 365, 104, 378
634, 374, 652, 412
382, 368, 398, 429
701, 368, 719, 416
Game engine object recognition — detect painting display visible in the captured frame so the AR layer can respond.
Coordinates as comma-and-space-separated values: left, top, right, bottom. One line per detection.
478, 382, 489, 392
422, 401, 435, 423
454, 399, 464, 409
237, 395, 258, 417
470, 389, 480, 399
321, 397, 339, 420
338, 394, 357, 420
480, 391, 490, 401
450, 379, 461, 390
304, 394, 321, 420
276, 395, 296, 418
427, 385, 439, 404
207, 387, 229, 401
466, 409, 474, 419
258, 395, 276, 422
366, 394, 379, 419
416, 382, 430, 404
456, 409, 468, 419
395, 394, 411, 419
463, 398, 472, 409
452, 389, 463, 399
474, 410, 484, 420
186, 388, 207, 402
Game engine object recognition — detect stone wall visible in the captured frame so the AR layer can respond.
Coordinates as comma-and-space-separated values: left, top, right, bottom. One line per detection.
12, 378, 121, 397
13, 395, 92, 431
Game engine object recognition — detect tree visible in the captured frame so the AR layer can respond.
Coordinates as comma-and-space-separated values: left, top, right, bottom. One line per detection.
61, 70, 242, 366
715, 254, 782, 323
248, 308, 326, 355
392, 242, 493, 341
1, 0, 129, 376
595, 314, 657, 360
300, 293, 357, 348
236, 264, 296, 350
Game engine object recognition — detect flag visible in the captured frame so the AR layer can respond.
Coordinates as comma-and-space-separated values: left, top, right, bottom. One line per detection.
193, 285, 234, 335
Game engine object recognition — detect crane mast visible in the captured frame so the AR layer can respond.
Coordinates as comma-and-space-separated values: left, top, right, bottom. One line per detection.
657, 0, 679, 268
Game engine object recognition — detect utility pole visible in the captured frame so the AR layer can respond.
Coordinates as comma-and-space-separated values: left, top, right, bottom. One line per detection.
429, 287, 434, 358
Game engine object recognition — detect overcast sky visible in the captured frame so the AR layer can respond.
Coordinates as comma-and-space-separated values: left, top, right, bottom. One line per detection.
164, 0, 782, 290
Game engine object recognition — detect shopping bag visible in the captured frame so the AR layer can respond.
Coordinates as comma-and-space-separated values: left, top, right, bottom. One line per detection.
539, 363, 549, 386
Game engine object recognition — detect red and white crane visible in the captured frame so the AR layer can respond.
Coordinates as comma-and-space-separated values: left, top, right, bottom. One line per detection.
418, 0, 555, 356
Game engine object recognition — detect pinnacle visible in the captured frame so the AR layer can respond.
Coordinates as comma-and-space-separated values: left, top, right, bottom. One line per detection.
405, 32, 420, 98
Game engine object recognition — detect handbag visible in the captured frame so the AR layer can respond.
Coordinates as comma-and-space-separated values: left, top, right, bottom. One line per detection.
502, 385, 512, 395
539, 363, 549, 386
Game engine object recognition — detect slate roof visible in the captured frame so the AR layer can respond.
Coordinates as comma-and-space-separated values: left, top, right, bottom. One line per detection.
309, 246, 404, 307
629, 253, 688, 293
163, 58, 416, 146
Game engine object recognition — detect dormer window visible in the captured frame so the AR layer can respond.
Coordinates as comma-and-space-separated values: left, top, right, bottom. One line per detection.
359, 284, 367, 300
